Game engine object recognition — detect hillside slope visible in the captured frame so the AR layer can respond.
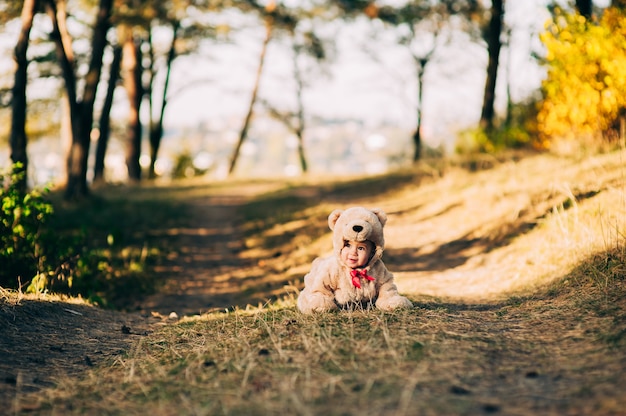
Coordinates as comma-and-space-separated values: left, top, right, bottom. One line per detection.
1, 150, 625, 415
388, 151, 625, 300
235, 150, 625, 307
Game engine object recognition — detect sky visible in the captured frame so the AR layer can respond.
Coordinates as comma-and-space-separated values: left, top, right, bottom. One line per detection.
156, 0, 552, 149
0, 0, 608, 181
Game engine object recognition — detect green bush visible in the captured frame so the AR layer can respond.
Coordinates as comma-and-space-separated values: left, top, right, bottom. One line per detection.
456, 125, 532, 154
0, 164, 54, 290
1, 164, 159, 306
455, 99, 539, 155
172, 151, 209, 179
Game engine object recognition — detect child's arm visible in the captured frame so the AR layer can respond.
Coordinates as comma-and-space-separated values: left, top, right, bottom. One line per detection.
375, 267, 413, 311
297, 258, 338, 314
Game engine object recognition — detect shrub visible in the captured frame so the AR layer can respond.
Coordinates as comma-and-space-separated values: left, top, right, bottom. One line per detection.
0, 164, 54, 290
455, 123, 533, 155
538, 7, 626, 145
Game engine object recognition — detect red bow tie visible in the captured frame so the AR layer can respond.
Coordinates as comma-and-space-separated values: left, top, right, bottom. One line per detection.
350, 269, 375, 288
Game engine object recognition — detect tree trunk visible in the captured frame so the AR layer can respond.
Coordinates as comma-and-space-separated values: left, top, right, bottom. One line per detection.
76, 0, 112, 189
292, 42, 308, 174
576, 0, 592, 18
122, 32, 143, 182
45, 0, 82, 198
612, 0, 626, 9
413, 58, 428, 162
10, 0, 38, 193
46, 0, 112, 199
94, 44, 122, 184
479, 0, 504, 131
148, 21, 179, 179
229, 20, 272, 175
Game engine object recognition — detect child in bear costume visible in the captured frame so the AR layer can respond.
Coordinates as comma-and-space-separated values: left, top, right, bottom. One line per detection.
297, 207, 413, 313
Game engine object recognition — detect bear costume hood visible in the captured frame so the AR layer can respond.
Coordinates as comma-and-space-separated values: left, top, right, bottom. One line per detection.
328, 207, 387, 269
296, 206, 413, 313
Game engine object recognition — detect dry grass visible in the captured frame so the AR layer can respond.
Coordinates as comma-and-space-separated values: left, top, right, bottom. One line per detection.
3, 150, 626, 415
29, 263, 626, 416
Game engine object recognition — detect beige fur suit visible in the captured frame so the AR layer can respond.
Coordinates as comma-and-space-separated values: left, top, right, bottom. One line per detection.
297, 207, 413, 314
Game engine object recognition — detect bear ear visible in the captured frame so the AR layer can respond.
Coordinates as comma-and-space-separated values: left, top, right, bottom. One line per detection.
328, 209, 343, 230
370, 208, 387, 227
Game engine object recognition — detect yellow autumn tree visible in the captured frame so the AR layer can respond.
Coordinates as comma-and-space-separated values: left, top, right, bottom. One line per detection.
538, 7, 626, 147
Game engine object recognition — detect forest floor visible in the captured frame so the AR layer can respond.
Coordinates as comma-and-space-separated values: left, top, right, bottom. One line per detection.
1, 150, 626, 415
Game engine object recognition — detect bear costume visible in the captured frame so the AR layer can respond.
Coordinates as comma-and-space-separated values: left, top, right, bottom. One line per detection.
297, 207, 413, 313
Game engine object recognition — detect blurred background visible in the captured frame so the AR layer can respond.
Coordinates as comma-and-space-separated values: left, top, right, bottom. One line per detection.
0, 0, 621, 194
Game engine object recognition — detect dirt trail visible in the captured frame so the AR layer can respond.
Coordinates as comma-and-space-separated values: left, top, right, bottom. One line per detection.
0, 183, 281, 408
140, 152, 625, 316
138, 182, 289, 317
138, 194, 249, 316
1, 152, 624, 412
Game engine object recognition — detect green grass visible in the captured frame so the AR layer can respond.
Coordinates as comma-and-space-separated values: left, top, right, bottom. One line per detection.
39, 186, 197, 308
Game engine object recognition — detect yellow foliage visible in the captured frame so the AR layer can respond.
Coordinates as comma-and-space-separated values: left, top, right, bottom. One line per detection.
538, 7, 626, 145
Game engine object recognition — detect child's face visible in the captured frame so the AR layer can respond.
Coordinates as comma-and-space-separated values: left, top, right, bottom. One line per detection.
340, 240, 373, 268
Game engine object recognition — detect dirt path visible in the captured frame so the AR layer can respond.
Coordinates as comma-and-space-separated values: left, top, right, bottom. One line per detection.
139, 193, 252, 317
0, 294, 154, 411
139, 152, 625, 316
138, 182, 289, 317
0, 183, 281, 409
1, 152, 624, 413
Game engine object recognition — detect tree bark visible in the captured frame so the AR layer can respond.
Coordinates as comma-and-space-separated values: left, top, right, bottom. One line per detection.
413, 53, 433, 162
44, 0, 81, 197
122, 31, 143, 182
612, 0, 626, 9
292, 42, 308, 174
229, 20, 272, 175
94, 44, 122, 184
479, 0, 504, 131
10, 0, 38, 193
76, 0, 112, 190
45, 0, 112, 199
148, 21, 179, 179
259, 38, 309, 175
576, 0, 592, 18
412, 62, 425, 162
